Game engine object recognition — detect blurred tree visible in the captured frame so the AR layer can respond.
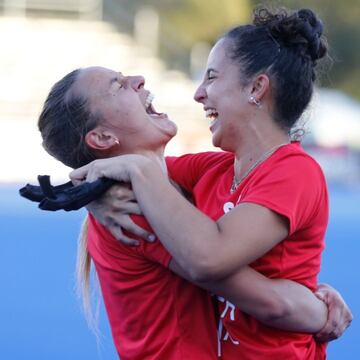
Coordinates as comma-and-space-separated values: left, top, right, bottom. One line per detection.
139, 0, 252, 72
104, 0, 360, 99
158, 0, 252, 45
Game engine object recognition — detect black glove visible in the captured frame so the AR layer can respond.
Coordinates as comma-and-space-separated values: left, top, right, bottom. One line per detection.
19, 175, 116, 211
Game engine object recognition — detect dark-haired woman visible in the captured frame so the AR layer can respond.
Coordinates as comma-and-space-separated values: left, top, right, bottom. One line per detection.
72, 7, 351, 359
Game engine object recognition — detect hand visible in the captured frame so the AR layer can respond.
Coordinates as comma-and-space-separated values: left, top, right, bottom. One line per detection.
87, 183, 156, 246
70, 154, 148, 184
314, 283, 353, 342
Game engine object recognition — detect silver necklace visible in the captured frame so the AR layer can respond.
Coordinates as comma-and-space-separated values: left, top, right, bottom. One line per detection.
230, 143, 289, 194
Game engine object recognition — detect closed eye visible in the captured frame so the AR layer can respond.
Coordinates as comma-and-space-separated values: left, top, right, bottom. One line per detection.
110, 75, 125, 89
207, 69, 217, 80
117, 78, 125, 89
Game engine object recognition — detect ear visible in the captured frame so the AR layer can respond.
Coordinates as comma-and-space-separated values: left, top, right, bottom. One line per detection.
85, 127, 119, 151
249, 74, 270, 101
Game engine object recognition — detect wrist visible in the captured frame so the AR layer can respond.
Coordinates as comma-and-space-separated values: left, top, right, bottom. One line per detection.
129, 156, 160, 185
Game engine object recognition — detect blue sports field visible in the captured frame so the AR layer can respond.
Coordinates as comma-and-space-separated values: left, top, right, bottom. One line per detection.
1, 184, 359, 359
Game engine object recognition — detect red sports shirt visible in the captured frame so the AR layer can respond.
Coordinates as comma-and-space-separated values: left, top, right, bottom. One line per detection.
167, 142, 328, 360
87, 213, 218, 360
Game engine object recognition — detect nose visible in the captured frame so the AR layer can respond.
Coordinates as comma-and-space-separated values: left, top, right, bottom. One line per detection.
194, 83, 206, 103
129, 75, 145, 91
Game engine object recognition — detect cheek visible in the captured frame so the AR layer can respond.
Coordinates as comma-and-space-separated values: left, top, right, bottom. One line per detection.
223, 89, 248, 114
207, 82, 223, 101
207, 82, 239, 110
111, 98, 143, 122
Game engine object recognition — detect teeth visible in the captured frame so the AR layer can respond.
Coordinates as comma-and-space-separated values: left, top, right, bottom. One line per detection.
145, 93, 154, 109
206, 109, 218, 119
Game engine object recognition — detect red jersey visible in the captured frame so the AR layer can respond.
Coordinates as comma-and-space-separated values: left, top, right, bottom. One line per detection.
87, 213, 218, 360
167, 142, 328, 360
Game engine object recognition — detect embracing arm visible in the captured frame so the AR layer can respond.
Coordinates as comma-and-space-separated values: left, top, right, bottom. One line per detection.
85, 186, 328, 333
71, 155, 285, 281
70, 155, 352, 339
129, 160, 287, 281
170, 260, 327, 333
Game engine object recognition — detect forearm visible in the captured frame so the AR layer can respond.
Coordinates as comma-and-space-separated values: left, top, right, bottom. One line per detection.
261, 279, 327, 332
71, 155, 286, 281
201, 266, 328, 332
130, 163, 227, 280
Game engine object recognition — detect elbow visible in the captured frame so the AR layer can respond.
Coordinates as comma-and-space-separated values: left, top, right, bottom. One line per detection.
258, 297, 294, 325
181, 231, 229, 283
186, 256, 224, 283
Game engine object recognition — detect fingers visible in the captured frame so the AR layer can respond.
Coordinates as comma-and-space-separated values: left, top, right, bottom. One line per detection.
315, 305, 342, 342
107, 182, 135, 200
70, 156, 137, 185
315, 322, 351, 342
111, 201, 142, 215
91, 207, 155, 243
116, 215, 156, 242
99, 184, 141, 214
70, 160, 106, 183
81, 177, 151, 244
107, 225, 140, 246
72, 178, 85, 186
70, 164, 90, 183
108, 184, 136, 202
104, 216, 155, 245
314, 283, 353, 342
314, 288, 328, 302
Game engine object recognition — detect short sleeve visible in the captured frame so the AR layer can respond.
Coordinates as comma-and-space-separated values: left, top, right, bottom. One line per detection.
128, 215, 172, 268
240, 154, 327, 236
88, 213, 172, 268
166, 151, 230, 192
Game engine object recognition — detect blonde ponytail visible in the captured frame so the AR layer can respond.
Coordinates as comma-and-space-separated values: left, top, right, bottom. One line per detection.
76, 216, 101, 338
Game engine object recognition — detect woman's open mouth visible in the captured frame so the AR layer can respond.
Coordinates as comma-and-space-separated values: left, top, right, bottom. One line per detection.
145, 92, 168, 120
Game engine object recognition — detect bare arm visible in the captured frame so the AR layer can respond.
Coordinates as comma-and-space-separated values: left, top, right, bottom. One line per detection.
71, 156, 352, 340
170, 260, 327, 333
129, 158, 288, 281
70, 156, 294, 281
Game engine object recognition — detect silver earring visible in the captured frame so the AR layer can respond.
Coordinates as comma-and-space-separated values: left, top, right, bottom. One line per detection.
249, 96, 261, 107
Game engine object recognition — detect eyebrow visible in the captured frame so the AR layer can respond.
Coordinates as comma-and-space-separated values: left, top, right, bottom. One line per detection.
110, 77, 119, 85
110, 72, 124, 85
207, 68, 219, 75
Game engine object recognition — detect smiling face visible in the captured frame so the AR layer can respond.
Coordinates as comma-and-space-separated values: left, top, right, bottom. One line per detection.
72, 66, 177, 155
194, 39, 254, 151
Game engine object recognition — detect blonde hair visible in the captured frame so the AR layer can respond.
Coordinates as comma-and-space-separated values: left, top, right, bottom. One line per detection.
76, 216, 101, 338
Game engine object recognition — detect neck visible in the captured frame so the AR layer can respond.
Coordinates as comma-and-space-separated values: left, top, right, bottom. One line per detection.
233, 129, 290, 183
109, 145, 168, 176
136, 148, 168, 176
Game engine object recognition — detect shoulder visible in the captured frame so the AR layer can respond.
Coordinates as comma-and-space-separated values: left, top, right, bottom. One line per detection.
166, 151, 233, 191
253, 142, 328, 203
87, 213, 136, 254
88, 214, 171, 267
241, 143, 328, 234
266, 142, 326, 184
166, 151, 232, 168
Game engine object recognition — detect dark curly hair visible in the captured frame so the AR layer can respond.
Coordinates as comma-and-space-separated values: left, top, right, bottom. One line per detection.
222, 7, 328, 131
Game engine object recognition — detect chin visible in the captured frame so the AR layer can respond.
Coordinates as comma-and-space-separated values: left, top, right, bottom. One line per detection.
211, 131, 222, 149
159, 126, 177, 147
211, 128, 237, 152
163, 121, 178, 138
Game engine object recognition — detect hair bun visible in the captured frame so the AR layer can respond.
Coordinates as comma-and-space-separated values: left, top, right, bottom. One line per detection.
254, 7, 328, 63
296, 9, 326, 61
